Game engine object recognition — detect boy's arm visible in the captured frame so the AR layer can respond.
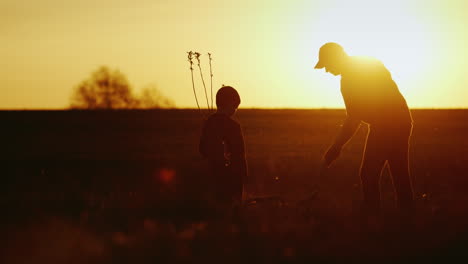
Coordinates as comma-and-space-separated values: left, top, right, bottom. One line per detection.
228, 123, 248, 183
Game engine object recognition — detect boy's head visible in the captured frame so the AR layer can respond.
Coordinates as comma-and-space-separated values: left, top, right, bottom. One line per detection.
216, 86, 240, 116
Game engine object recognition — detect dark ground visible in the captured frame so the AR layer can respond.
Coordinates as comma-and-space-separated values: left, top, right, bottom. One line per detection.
1, 109, 468, 263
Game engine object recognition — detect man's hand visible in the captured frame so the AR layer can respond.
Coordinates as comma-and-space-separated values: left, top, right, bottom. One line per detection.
324, 144, 342, 168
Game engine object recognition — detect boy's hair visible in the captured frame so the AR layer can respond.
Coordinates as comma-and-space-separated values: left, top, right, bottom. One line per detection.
216, 86, 241, 108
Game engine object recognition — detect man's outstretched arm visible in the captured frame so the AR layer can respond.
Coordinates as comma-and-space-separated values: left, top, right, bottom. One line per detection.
334, 117, 361, 148
324, 117, 361, 167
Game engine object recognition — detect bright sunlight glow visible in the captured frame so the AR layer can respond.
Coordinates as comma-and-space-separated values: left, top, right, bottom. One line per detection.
297, 0, 433, 104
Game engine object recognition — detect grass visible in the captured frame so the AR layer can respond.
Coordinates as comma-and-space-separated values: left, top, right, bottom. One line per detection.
1, 109, 468, 263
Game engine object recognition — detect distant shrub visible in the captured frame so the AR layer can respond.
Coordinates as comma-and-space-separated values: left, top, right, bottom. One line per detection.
137, 85, 175, 109
70, 66, 174, 109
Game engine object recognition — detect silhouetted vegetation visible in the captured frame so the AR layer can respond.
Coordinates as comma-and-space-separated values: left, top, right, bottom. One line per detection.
70, 66, 174, 109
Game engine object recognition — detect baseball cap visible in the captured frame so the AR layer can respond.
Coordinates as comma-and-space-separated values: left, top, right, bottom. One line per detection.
314, 42, 345, 69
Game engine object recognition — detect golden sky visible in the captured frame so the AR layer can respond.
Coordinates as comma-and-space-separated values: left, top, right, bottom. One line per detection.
1, 0, 467, 109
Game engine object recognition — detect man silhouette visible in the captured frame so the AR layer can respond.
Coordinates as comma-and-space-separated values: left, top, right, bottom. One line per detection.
314, 42, 414, 219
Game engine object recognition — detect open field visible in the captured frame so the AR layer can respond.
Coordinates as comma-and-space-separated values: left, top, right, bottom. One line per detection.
2, 109, 468, 263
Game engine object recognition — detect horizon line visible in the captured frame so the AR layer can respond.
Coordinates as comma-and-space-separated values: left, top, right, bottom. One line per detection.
1, 107, 468, 111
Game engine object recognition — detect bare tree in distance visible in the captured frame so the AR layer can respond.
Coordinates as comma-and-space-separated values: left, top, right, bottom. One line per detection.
70, 66, 175, 109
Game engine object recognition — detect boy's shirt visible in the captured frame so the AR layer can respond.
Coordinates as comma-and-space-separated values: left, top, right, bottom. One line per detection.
199, 113, 247, 182
199, 113, 247, 202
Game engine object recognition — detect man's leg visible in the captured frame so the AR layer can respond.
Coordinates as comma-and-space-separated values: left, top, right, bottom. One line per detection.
387, 128, 414, 215
360, 129, 387, 216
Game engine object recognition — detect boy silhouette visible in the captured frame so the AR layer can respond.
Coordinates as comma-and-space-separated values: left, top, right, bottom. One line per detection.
199, 86, 248, 210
